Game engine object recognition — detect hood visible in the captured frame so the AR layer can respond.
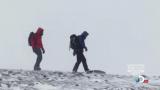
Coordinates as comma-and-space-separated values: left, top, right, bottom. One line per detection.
36, 27, 44, 36
81, 31, 89, 37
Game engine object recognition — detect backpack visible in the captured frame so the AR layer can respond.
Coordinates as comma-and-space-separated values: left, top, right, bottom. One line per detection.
70, 34, 79, 50
28, 32, 35, 46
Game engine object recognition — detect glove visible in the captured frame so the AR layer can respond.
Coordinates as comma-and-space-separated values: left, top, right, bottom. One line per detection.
85, 47, 88, 51
42, 48, 45, 54
73, 50, 76, 56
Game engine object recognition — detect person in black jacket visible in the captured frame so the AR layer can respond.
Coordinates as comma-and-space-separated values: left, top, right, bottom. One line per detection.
70, 31, 90, 72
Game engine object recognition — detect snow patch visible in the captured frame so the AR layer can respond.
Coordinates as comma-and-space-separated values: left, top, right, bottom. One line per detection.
34, 83, 60, 90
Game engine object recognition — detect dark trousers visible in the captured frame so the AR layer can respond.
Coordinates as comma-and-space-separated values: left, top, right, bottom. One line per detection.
73, 52, 89, 72
33, 48, 42, 70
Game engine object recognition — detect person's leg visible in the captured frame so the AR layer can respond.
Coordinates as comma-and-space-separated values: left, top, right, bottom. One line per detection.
72, 53, 81, 72
33, 48, 42, 70
81, 53, 89, 72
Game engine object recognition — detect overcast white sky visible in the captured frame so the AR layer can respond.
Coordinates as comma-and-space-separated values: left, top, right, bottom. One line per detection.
0, 0, 160, 75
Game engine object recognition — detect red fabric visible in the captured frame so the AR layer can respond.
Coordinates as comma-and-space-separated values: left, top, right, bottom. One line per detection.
32, 28, 44, 48
143, 80, 149, 83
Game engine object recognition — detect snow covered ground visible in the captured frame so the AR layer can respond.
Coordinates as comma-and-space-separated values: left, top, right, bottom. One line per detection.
0, 69, 159, 90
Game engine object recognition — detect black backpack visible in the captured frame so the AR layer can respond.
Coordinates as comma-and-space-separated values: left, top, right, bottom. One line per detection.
70, 34, 79, 50
28, 32, 35, 46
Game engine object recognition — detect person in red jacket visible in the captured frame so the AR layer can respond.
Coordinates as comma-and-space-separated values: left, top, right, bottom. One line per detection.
31, 27, 45, 71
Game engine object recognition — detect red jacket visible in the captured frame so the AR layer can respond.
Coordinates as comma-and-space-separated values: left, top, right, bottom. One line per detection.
32, 28, 44, 48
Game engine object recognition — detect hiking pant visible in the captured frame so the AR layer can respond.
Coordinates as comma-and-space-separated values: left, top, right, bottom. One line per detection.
73, 52, 89, 72
33, 48, 42, 70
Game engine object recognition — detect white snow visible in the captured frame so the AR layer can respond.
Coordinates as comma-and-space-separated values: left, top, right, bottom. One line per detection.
0, 69, 159, 90
34, 83, 60, 90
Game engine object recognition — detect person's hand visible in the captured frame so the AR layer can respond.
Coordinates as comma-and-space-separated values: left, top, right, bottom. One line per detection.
73, 50, 76, 56
42, 48, 45, 54
85, 47, 88, 51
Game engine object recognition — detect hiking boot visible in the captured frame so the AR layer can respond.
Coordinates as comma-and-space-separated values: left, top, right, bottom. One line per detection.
34, 67, 41, 71
85, 69, 92, 73
72, 70, 77, 74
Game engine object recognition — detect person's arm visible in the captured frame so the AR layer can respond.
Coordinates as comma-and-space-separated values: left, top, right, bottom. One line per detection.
81, 37, 88, 51
40, 38, 45, 54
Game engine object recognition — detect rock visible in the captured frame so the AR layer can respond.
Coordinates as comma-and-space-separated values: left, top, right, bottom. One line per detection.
87, 70, 106, 74
75, 84, 79, 86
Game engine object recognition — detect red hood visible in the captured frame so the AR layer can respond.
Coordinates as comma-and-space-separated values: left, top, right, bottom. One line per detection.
36, 27, 43, 36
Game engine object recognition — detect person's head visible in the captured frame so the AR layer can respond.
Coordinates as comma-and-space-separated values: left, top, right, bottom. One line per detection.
81, 31, 89, 39
36, 27, 44, 36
